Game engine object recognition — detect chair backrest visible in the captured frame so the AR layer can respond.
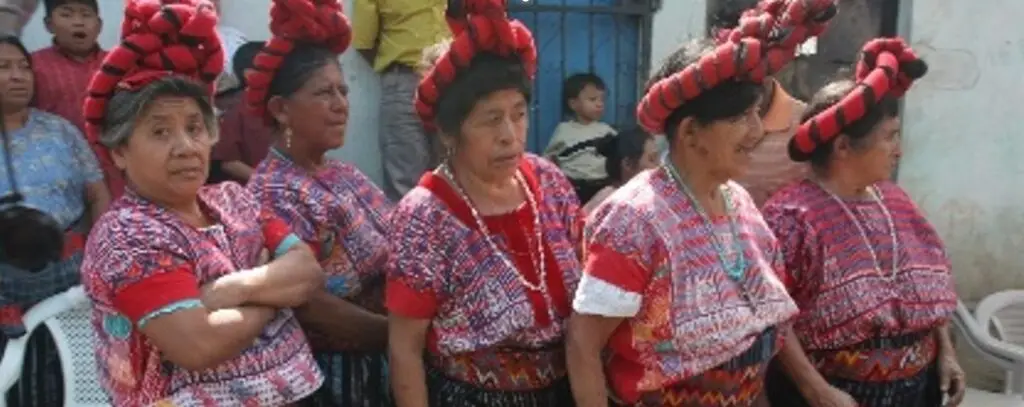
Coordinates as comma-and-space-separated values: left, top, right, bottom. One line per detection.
44, 303, 110, 406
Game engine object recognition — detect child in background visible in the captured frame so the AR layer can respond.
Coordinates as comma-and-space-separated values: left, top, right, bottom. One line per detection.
211, 0, 248, 95
582, 127, 658, 213
543, 72, 616, 202
209, 41, 274, 184
32, 0, 122, 196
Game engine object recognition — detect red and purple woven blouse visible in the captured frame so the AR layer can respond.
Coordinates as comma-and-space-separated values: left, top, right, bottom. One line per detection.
788, 37, 927, 161
244, 0, 351, 122
414, 0, 538, 131
82, 0, 224, 143
637, 0, 837, 135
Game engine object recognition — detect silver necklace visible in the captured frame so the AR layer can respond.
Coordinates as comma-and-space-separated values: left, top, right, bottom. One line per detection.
816, 181, 900, 279
662, 160, 747, 280
441, 164, 548, 293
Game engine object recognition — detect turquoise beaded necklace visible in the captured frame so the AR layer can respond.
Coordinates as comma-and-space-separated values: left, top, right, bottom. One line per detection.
662, 157, 748, 280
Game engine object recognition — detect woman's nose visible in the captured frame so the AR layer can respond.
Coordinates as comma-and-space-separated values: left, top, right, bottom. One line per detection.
10, 66, 30, 81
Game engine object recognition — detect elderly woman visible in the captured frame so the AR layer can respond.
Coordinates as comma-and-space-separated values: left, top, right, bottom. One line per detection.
0, 33, 109, 407
565, 1, 837, 406
245, 0, 392, 405
762, 38, 963, 407
385, 1, 583, 406
79, 1, 325, 405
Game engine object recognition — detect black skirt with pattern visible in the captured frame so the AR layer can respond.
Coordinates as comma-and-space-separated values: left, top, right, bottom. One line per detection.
300, 351, 393, 407
425, 365, 575, 407
765, 331, 944, 407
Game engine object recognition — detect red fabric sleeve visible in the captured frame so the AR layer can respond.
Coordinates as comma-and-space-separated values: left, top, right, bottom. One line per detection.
762, 204, 812, 298
112, 266, 201, 323
385, 278, 438, 319
584, 243, 652, 294
260, 213, 322, 258
262, 216, 292, 252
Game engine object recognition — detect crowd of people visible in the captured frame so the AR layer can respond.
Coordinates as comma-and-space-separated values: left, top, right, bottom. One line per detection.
0, 0, 969, 406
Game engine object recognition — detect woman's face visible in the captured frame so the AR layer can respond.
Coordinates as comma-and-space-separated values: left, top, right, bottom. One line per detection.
272, 61, 349, 153
112, 96, 214, 203
0, 43, 33, 110
680, 100, 764, 181
845, 117, 902, 183
446, 88, 529, 183
623, 138, 660, 180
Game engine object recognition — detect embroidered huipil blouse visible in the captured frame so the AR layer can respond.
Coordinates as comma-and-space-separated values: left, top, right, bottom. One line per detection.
386, 155, 583, 391
761, 180, 958, 351
248, 152, 391, 305
81, 183, 323, 407
573, 169, 798, 403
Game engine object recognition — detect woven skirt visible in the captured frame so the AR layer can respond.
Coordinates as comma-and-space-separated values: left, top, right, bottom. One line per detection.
425, 365, 574, 407
765, 331, 943, 407
299, 351, 393, 407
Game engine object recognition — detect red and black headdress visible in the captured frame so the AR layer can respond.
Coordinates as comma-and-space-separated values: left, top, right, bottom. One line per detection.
788, 37, 926, 161
82, 0, 224, 142
244, 0, 351, 121
415, 0, 538, 131
636, 0, 837, 135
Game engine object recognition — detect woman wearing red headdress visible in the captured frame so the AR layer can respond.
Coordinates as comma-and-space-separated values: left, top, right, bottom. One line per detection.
244, 0, 392, 405
385, 0, 583, 405
761, 38, 964, 407
79, 1, 326, 405
565, 1, 836, 406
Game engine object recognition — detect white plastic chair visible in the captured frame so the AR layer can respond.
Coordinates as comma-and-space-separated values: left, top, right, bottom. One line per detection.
952, 300, 1024, 406
0, 286, 110, 407
976, 290, 1024, 395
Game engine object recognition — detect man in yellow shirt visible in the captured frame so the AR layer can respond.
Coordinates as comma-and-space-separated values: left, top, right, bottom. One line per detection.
354, 0, 449, 200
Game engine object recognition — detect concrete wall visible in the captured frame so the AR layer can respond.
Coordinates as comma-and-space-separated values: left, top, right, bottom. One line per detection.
20, 0, 385, 184
899, 0, 1024, 302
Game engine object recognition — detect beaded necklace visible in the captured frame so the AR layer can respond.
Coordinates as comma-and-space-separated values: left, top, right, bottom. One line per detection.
662, 158, 747, 280
440, 164, 548, 293
815, 181, 900, 279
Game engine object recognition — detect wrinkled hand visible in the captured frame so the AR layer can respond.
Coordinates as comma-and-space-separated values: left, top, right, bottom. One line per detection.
807, 384, 858, 407
940, 350, 966, 407
200, 273, 251, 310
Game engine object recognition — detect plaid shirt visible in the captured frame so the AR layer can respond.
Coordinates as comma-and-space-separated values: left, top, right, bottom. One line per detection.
32, 45, 124, 197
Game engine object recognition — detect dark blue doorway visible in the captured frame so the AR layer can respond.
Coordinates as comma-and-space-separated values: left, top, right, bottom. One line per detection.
509, 0, 658, 153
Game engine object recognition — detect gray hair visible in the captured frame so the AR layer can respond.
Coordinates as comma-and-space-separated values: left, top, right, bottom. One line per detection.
99, 76, 219, 148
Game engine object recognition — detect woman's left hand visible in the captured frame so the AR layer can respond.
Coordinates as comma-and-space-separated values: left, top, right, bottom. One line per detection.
939, 348, 966, 407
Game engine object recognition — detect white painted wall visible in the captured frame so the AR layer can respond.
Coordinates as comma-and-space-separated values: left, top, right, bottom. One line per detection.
899, 0, 1024, 302
20, 0, 385, 184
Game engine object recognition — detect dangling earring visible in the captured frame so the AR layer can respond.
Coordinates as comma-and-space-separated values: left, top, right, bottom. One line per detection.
284, 127, 293, 149
443, 144, 455, 166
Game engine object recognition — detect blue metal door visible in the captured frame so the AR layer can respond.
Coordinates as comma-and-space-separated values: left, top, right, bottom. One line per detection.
509, 0, 658, 153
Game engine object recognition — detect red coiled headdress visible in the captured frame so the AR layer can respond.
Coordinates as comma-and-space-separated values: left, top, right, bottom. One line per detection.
83, 0, 223, 142
636, 0, 837, 135
415, 0, 538, 131
788, 37, 926, 161
244, 0, 351, 121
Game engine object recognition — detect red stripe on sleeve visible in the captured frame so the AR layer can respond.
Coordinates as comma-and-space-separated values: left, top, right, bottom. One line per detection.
113, 266, 201, 323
